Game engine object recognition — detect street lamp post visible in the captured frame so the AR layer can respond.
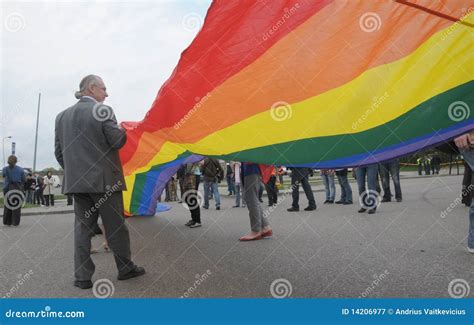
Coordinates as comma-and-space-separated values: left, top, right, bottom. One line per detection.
2, 136, 12, 167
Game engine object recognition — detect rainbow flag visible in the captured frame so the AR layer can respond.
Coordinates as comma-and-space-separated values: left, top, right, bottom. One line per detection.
120, 0, 474, 216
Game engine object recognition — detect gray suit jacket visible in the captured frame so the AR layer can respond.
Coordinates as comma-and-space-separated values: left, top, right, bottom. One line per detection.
55, 97, 127, 194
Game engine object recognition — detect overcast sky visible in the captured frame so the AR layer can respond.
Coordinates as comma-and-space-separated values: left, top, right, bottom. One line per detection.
1, 0, 212, 170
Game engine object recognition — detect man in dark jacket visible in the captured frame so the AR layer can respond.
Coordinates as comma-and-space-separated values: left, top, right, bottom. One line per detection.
55, 75, 144, 289
202, 157, 223, 210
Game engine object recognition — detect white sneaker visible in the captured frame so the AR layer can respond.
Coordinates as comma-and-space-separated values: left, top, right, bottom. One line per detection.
467, 247, 474, 254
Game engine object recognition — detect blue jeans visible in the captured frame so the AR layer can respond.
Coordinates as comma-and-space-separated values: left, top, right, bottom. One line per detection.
321, 174, 335, 201
226, 175, 235, 194
461, 149, 474, 248
203, 180, 220, 208
355, 165, 378, 208
336, 169, 353, 203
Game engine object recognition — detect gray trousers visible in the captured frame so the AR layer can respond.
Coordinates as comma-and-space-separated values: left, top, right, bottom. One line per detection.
73, 192, 135, 281
243, 174, 269, 232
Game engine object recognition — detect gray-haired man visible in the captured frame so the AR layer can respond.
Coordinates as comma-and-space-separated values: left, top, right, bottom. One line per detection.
55, 75, 145, 289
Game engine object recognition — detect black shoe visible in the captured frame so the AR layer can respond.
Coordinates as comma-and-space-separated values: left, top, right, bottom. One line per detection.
118, 266, 146, 281
396, 198, 402, 202
343, 201, 353, 205
74, 280, 93, 289
381, 198, 391, 203
304, 206, 316, 211
232, 205, 240, 208
368, 208, 376, 214
185, 220, 194, 226
287, 207, 299, 212
189, 222, 202, 228
358, 208, 367, 213
216, 206, 220, 210
335, 200, 344, 204
203, 206, 209, 209
327, 200, 334, 204
323, 200, 330, 204
259, 198, 263, 203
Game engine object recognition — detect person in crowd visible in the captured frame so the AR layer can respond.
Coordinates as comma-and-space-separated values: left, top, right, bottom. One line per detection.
183, 162, 202, 228
424, 157, 431, 175
2, 155, 26, 226
335, 168, 353, 205
462, 161, 472, 207
176, 164, 186, 203
278, 166, 285, 185
226, 162, 235, 196
34, 172, 45, 206
202, 157, 223, 210
379, 159, 402, 203
191, 161, 202, 191
287, 167, 316, 212
417, 157, 423, 175
43, 171, 55, 207
55, 74, 145, 289
24, 173, 35, 204
239, 162, 272, 241
431, 154, 441, 174
232, 161, 246, 208
454, 131, 474, 253
67, 194, 74, 206
320, 169, 336, 204
355, 164, 378, 214
258, 180, 265, 203
265, 166, 278, 206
